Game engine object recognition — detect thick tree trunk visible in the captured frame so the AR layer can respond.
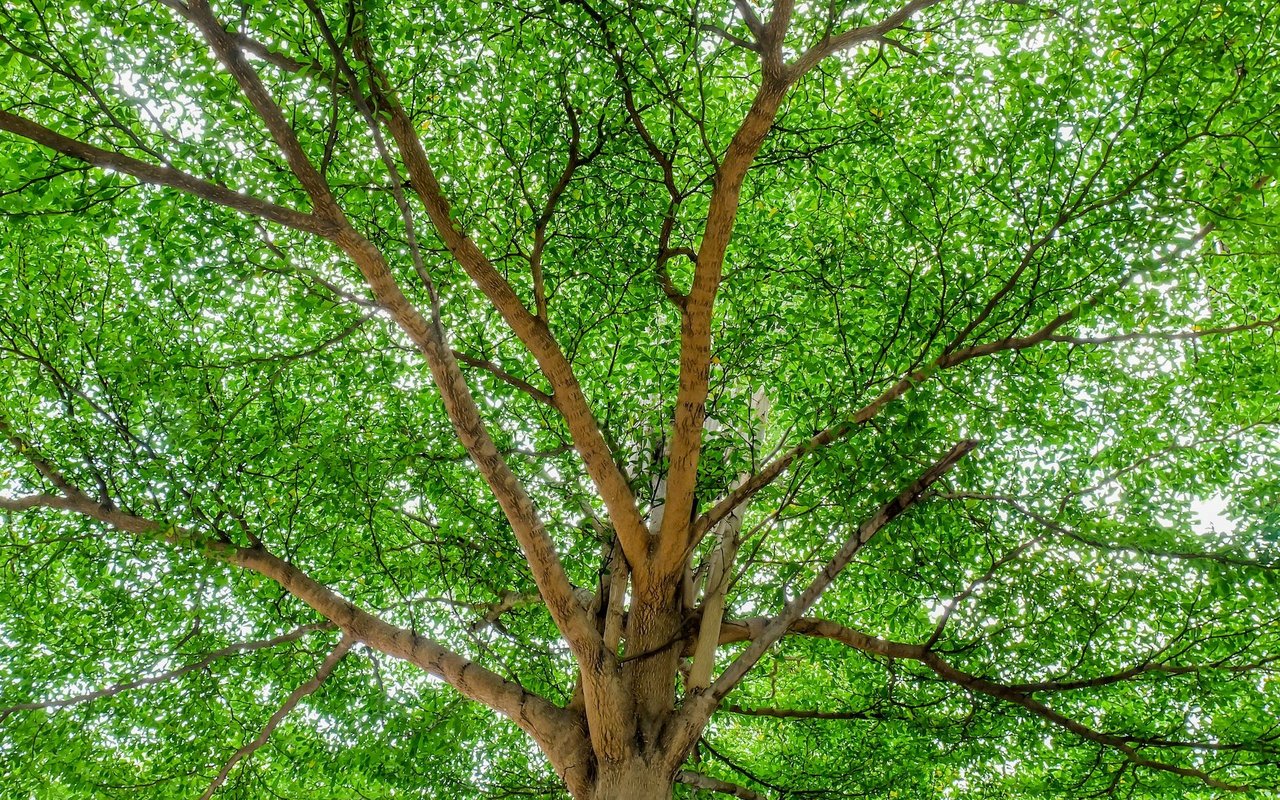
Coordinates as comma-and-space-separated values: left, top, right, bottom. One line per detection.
620, 577, 686, 771
585, 760, 675, 800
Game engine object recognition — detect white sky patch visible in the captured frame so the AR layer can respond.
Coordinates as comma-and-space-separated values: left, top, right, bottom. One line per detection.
1190, 494, 1233, 537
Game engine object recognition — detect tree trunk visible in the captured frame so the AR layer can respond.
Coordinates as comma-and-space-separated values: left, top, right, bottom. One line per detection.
624, 574, 685, 724
585, 760, 675, 800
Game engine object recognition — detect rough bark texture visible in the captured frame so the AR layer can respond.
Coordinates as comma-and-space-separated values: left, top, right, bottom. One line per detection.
588, 761, 676, 800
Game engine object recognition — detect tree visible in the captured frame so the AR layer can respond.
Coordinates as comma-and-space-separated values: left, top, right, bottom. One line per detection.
0, 0, 1277, 796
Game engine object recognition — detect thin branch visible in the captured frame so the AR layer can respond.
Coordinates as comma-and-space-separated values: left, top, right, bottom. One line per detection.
452, 350, 555, 407
155, 0, 345, 91
957, 493, 1280, 571
693, 176, 1271, 536
199, 636, 354, 800
699, 23, 760, 52
0, 623, 333, 716
1046, 315, 1280, 345
676, 770, 768, 800
920, 654, 1256, 791
720, 703, 888, 720
710, 440, 976, 696
718, 618, 1260, 791
693, 276, 1130, 536
923, 531, 1048, 650
1005, 654, 1280, 694
788, 0, 943, 79
668, 441, 975, 763
529, 92, 598, 321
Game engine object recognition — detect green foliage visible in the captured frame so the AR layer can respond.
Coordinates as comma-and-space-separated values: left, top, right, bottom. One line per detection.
1, 0, 1279, 797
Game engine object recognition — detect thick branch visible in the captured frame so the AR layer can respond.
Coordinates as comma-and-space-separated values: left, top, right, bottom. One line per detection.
175, 2, 602, 665
7, 13, 605, 764
658, 81, 787, 564
0, 110, 327, 234
180, 0, 342, 218
718, 616, 926, 658
0, 468, 575, 764
687, 486, 749, 690
734, 0, 766, 38
350, 33, 651, 571
662, 0, 951, 562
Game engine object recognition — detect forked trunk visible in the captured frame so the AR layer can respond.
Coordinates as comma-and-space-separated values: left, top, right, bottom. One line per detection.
550, 573, 695, 800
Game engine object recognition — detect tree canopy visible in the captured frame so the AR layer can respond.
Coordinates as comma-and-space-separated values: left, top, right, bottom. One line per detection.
0, 0, 1278, 797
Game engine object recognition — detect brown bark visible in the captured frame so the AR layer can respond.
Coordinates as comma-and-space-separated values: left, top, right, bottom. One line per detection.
354, 44, 653, 570
0, 110, 327, 234
622, 579, 686, 727
657, 81, 787, 568
586, 760, 676, 800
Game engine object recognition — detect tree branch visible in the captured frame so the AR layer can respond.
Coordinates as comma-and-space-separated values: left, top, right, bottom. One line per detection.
657, 80, 787, 568
720, 703, 890, 720
668, 441, 976, 762
734, 0, 766, 39
0, 431, 577, 768
178, 0, 342, 219
198, 636, 354, 800
1046, 315, 1280, 345
348, 28, 652, 571
1004, 654, 1280, 694
14, 0, 604, 678
920, 653, 1256, 791
699, 23, 760, 52
692, 176, 1272, 538
0, 110, 328, 234
788, 0, 944, 79
452, 350, 555, 407
657, 0, 946, 566
719, 617, 1261, 791
676, 770, 768, 800
0, 623, 333, 718
692, 276, 1133, 536
923, 531, 1048, 650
